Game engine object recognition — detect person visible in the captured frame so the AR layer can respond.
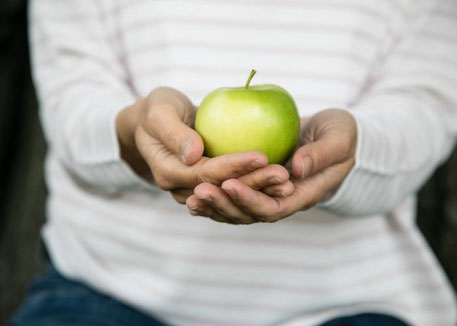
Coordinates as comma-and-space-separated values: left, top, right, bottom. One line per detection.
12, 0, 457, 325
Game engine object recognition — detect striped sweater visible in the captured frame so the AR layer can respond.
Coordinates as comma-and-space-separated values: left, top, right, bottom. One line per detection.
30, 0, 457, 325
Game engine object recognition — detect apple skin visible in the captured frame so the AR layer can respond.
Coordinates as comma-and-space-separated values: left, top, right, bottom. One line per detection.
195, 83, 300, 165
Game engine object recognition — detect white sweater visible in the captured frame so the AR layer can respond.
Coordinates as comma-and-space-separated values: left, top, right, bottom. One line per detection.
30, 1, 457, 325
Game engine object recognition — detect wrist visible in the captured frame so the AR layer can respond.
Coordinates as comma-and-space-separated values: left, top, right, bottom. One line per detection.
117, 101, 139, 149
116, 98, 150, 176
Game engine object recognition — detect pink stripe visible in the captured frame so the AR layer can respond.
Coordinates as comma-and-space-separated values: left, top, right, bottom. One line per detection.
104, 239, 424, 288
36, 0, 386, 25
122, 16, 379, 44
389, 70, 457, 86
194, 0, 387, 22
385, 0, 411, 18
58, 210, 417, 277
118, 261, 441, 312
43, 76, 104, 99
43, 71, 130, 99
30, 26, 124, 45
432, 8, 457, 22
135, 65, 361, 87
398, 51, 457, 68
33, 0, 148, 22
184, 89, 348, 105
122, 236, 417, 274
123, 40, 370, 65
56, 189, 394, 249
157, 284, 454, 326
421, 31, 457, 45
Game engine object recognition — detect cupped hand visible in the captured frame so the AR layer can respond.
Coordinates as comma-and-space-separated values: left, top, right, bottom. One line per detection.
116, 87, 291, 203
186, 108, 357, 224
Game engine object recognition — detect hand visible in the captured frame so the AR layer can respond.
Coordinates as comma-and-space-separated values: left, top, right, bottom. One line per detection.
116, 87, 288, 203
186, 108, 357, 224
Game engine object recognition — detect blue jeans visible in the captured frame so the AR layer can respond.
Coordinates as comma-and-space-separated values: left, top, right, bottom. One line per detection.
11, 265, 409, 326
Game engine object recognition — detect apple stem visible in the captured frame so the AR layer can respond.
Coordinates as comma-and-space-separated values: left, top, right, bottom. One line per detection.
245, 69, 257, 89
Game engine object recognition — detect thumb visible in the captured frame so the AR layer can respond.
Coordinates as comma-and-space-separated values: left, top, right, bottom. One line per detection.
144, 88, 204, 165
292, 126, 357, 180
291, 109, 357, 179
291, 136, 350, 179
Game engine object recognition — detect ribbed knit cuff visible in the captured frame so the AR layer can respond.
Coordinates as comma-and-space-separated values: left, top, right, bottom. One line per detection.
70, 95, 157, 193
317, 109, 377, 217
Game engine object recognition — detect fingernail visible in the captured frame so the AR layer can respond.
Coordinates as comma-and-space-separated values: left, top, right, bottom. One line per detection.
268, 177, 282, 185
250, 159, 264, 169
223, 187, 237, 199
199, 196, 213, 203
180, 139, 193, 164
301, 156, 312, 179
276, 191, 288, 198
190, 207, 204, 215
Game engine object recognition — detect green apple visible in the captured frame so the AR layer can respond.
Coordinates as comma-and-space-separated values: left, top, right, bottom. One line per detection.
195, 70, 300, 164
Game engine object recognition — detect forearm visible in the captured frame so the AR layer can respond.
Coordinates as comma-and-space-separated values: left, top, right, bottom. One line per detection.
30, 0, 158, 193
318, 1, 457, 216
319, 90, 456, 216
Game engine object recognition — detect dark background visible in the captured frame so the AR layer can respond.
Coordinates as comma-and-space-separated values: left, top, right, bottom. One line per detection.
1, 1, 456, 325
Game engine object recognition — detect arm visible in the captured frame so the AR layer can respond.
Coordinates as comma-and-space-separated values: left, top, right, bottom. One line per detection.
31, 0, 289, 199
187, 0, 457, 221
30, 0, 141, 192
319, 0, 457, 216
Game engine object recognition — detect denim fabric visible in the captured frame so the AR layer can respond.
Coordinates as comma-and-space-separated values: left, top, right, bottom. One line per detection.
10, 266, 170, 326
318, 312, 410, 326
11, 265, 409, 326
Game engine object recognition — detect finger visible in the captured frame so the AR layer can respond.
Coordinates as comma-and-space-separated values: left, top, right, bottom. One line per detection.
221, 179, 301, 223
300, 116, 311, 129
291, 158, 355, 211
262, 180, 295, 197
138, 125, 268, 189
186, 195, 238, 224
181, 151, 268, 188
291, 134, 353, 180
237, 164, 289, 190
144, 90, 203, 165
170, 188, 193, 204
193, 183, 258, 224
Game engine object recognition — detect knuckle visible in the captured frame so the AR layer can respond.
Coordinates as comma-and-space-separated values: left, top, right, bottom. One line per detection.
227, 214, 255, 225
339, 132, 352, 147
253, 212, 275, 223
245, 176, 261, 189
314, 151, 327, 168
302, 200, 318, 211
270, 164, 285, 175
265, 213, 281, 223
193, 169, 205, 186
229, 217, 246, 224
145, 109, 158, 129
151, 86, 173, 94
196, 169, 219, 186
163, 127, 180, 146
243, 218, 257, 225
220, 156, 245, 176
233, 201, 253, 214
171, 192, 186, 205
154, 174, 174, 191
262, 205, 287, 223
258, 216, 276, 223
256, 216, 270, 223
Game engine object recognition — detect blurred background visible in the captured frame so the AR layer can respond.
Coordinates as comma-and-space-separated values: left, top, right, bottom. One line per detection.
0, 1, 456, 325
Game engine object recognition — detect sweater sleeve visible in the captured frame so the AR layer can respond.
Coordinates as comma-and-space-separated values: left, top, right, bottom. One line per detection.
29, 0, 155, 193
319, 0, 457, 216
